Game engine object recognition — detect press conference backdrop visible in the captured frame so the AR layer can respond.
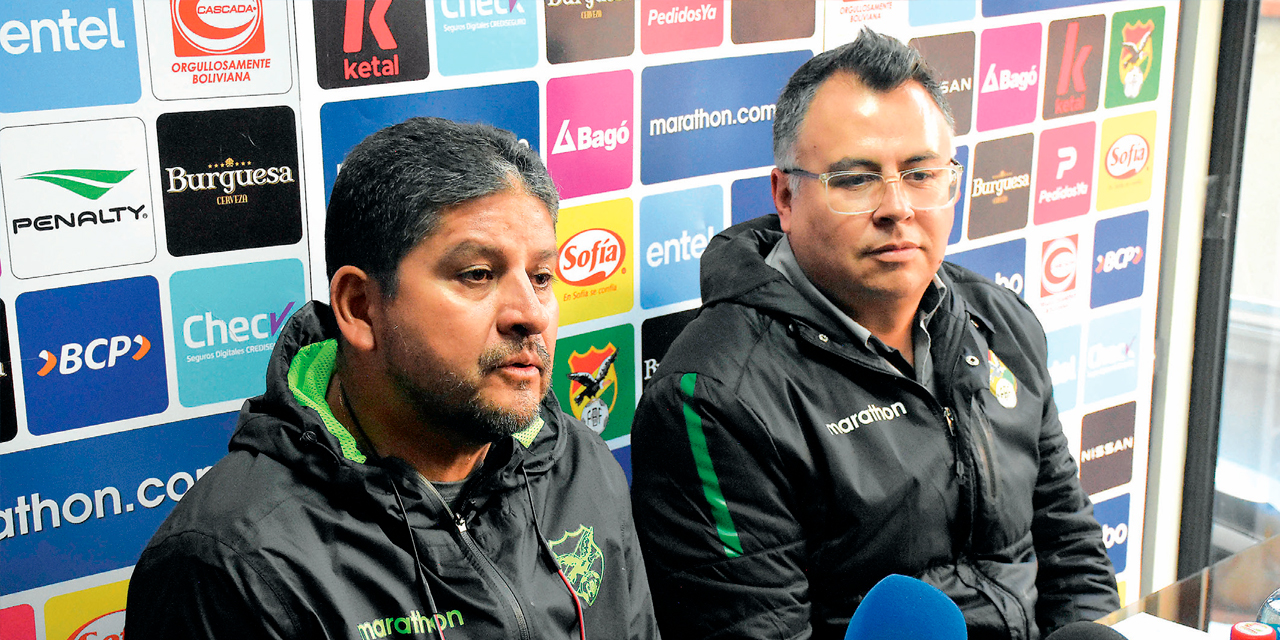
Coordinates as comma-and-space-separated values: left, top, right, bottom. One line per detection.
0, 0, 1178, 636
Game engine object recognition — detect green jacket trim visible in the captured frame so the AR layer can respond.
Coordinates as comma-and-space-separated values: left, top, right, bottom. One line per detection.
288, 339, 367, 464
681, 372, 743, 558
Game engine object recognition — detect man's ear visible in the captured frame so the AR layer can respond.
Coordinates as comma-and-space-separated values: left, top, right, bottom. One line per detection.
329, 266, 379, 353
771, 167, 795, 233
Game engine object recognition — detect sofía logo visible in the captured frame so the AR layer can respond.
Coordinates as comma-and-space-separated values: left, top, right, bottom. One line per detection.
557, 228, 625, 286
1106, 134, 1149, 179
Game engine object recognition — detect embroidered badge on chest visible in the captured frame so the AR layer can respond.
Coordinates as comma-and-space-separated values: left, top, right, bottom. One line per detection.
550, 525, 605, 606
987, 350, 1019, 409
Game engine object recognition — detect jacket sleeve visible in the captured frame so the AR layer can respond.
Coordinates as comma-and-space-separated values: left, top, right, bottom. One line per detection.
125, 531, 298, 640
631, 371, 811, 640
1029, 386, 1121, 633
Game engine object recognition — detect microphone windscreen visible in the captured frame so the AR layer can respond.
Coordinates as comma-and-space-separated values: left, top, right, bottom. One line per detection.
843, 574, 967, 640
1044, 621, 1127, 640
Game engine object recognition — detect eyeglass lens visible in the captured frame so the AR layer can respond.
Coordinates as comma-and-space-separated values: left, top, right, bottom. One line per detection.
825, 167, 961, 215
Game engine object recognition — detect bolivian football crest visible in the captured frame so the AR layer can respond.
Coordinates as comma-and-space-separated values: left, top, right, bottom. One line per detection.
550, 525, 604, 606
987, 349, 1019, 409
566, 344, 619, 434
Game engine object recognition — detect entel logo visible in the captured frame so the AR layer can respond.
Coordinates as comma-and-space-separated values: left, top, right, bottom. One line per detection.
182, 302, 295, 348
68, 609, 125, 640
646, 226, 714, 267
1042, 237, 1078, 295
981, 63, 1038, 93
1096, 246, 1143, 273
170, 0, 264, 56
1106, 134, 1149, 179
558, 229, 624, 286
552, 119, 630, 154
0, 8, 127, 55
37, 335, 152, 377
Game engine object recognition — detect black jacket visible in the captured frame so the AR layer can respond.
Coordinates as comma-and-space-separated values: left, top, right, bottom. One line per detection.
631, 216, 1118, 640
126, 302, 658, 640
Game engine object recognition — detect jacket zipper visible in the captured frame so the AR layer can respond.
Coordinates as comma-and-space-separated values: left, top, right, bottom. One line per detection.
944, 407, 966, 486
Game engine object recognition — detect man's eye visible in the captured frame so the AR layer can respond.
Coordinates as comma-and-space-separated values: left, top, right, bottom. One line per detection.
828, 173, 879, 190
532, 272, 557, 288
904, 169, 941, 184
461, 269, 493, 283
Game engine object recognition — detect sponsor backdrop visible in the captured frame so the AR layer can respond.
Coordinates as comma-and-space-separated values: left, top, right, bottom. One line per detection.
0, 0, 1177, 628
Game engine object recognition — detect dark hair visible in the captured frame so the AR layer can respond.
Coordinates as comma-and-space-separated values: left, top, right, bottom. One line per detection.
325, 117, 558, 296
773, 27, 954, 169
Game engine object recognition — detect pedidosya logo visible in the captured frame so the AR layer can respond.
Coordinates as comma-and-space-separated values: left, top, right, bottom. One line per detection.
547, 71, 634, 199
1, 118, 156, 279
552, 324, 635, 441
976, 23, 1041, 132
170, 259, 304, 407
144, 0, 292, 98
16, 277, 168, 436
947, 239, 1026, 298
909, 31, 975, 135
640, 185, 721, 309
556, 199, 634, 325
1092, 211, 1148, 309
1093, 493, 1131, 573
1079, 401, 1136, 495
1035, 122, 1095, 224
640, 0, 722, 54
1043, 15, 1104, 120
1084, 308, 1141, 406
313, 0, 430, 89
558, 228, 626, 287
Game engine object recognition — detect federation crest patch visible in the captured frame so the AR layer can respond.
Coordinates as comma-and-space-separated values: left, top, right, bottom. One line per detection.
1118, 20, 1156, 98
987, 350, 1019, 409
566, 345, 620, 434
550, 525, 605, 606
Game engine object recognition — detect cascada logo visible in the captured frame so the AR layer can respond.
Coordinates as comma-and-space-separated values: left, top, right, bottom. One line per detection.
313, 0, 430, 89
169, 0, 264, 56
552, 324, 636, 441
144, 0, 291, 98
640, 185, 720, 309
1041, 235, 1078, 297
16, 277, 168, 436
976, 23, 1041, 132
1092, 211, 1148, 308
558, 229, 625, 287
547, 71, 633, 199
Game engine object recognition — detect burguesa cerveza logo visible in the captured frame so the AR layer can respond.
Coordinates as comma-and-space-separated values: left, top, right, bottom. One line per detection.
170, 0, 264, 56
558, 228, 625, 287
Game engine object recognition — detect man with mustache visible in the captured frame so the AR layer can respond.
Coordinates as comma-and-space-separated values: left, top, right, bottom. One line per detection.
127, 118, 658, 639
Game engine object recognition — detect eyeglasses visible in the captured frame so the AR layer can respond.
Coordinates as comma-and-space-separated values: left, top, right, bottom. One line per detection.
782, 160, 964, 216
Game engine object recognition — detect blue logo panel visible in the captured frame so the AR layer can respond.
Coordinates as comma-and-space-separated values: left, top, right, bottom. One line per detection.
731, 175, 773, 225
16, 277, 167, 435
170, 260, 305, 407
433, 0, 537, 76
611, 444, 631, 486
1083, 308, 1141, 405
320, 83, 540, 201
981, 0, 1109, 17
0, 413, 237, 594
640, 185, 723, 309
949, 145, 970, 246
641, 51, 811, 184
1046, 325, 1082, 413
0, 0, 141, 113
1091, 211, 1148, 308
946, 238, 1027, 298
909, 0, 975, 26
1093, 493, 1131, 572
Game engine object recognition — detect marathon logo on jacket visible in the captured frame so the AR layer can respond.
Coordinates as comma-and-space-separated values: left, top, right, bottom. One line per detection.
42, 580, 128, 640
730, 0, 814, 45
158, 105, 302, 257
0, 1, 140, 113
641, 50, 809, 184
1035, 122, 1096, 224
0, 413, 235, 595
967, 134, 1032, 240
640, 0, 721, 54
825, 402, 909, 435
1091, 211, 1148, 308
170, 259, 304, 407
640, 185, 721, 309
908, 31, 974, 135
976, 23, 1041, 132
1092, 493, 1130, 572
1083, 308, 1141, 405
1096, 111, 1156, 211
16, 277, 168, 436
948, 238, 1026, 298
1, 118, 156, 279
319, 82, 539, 201
312, 0, 429, 89
1106, 6, 1165, 108
143, 0, 292, 99
1045, 324, 1082, 412
0, 301, 17, 443
355, 609, 466, 639
547, 70, 634, 199
1079, 401, 1136, 494
1038, 235, 1084, 315
550, 525, 605, 605
641, 308, 698, 388
556, 199, 634, 325
432, 0, 535, 75
1043, 16, 1104, 120
552, 324, 635, 440
546, 0, 633, 64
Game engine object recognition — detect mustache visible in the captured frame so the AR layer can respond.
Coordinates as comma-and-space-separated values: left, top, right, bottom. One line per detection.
478, 338, 552, 373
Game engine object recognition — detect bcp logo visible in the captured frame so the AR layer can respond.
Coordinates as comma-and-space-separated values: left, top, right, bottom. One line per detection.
552, 324, 635, 441
1083, 308, 1141, 406
312, 0, 430, 89
44, 580, 128, 640
432, 0, 535, 75
1079, 401, 1136, 494
547, 71, 634, 199
968, 134, 1032, 240
1091, 211, 1148, 309
1093, 493, 1131, 572
1096, 111, 1156, 211
1041, 235, 1079, 297
1034, 122, 1095, 224
909, 31, 975, 135
16, 277, 168, 436
641, 50, 809, 184
144, 0, 291, 99
1045, 324, 1081, 412
0, 1, 141, 113
1043, 15, 1104, 120
976, 23, 1041, 132
170, 259, 304, 407
640, 185, 721, 309
1106, 6, 1165, 108
947, 238, 1026, 299
556, 199, 634, 325
546, 0, 635, 64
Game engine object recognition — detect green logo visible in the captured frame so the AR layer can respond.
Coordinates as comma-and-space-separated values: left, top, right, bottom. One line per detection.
1104, 6, 1165, 108
987, 350, 1018, 409
19, 169, 135, 200
552, 324, 634, 441
550, 525, 604, 606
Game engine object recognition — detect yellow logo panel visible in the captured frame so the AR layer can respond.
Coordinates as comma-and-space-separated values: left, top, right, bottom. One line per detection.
45, 579, 128, 640
1096, 111, 1157, 211
556, 198, 634, 325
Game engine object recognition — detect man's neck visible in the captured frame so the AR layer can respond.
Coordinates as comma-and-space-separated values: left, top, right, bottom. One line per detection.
325, 369, 489, 482
839, 292, 922, 367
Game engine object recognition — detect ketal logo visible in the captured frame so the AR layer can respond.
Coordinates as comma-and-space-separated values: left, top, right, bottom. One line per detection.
1105, 134, 1149, 180
1044, 16, 1104, 119
313, 0, 429, 89
557, 228, 625, 287
170, 0, 264, 56
36, 334, 152, 377
1042, 236, 1078, 297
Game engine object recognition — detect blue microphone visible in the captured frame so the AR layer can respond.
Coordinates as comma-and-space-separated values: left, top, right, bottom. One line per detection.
843, 574, 968, 640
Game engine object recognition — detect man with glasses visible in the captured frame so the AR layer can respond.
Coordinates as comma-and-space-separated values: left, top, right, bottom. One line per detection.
630, 29, 1118, 640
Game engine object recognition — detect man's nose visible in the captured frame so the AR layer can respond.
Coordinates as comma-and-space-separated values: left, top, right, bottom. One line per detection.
498, 272, 552, 337
872, 177, 915, 223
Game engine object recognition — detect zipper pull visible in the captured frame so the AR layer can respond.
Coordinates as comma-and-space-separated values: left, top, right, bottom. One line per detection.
944, 407, 956, 436
944, 408, 966, 485
454, 512, 468, 533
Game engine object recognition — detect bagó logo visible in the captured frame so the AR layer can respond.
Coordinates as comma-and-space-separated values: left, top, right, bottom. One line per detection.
313, 0, 429, 89
550, 525, 605, 606
1042, 236, 1079, 297
169, 0, 264, 56
558, 229, 625, 286
547, 71, 634, 199
976, 23, 1041, 132
1044, 16, 1104, 119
